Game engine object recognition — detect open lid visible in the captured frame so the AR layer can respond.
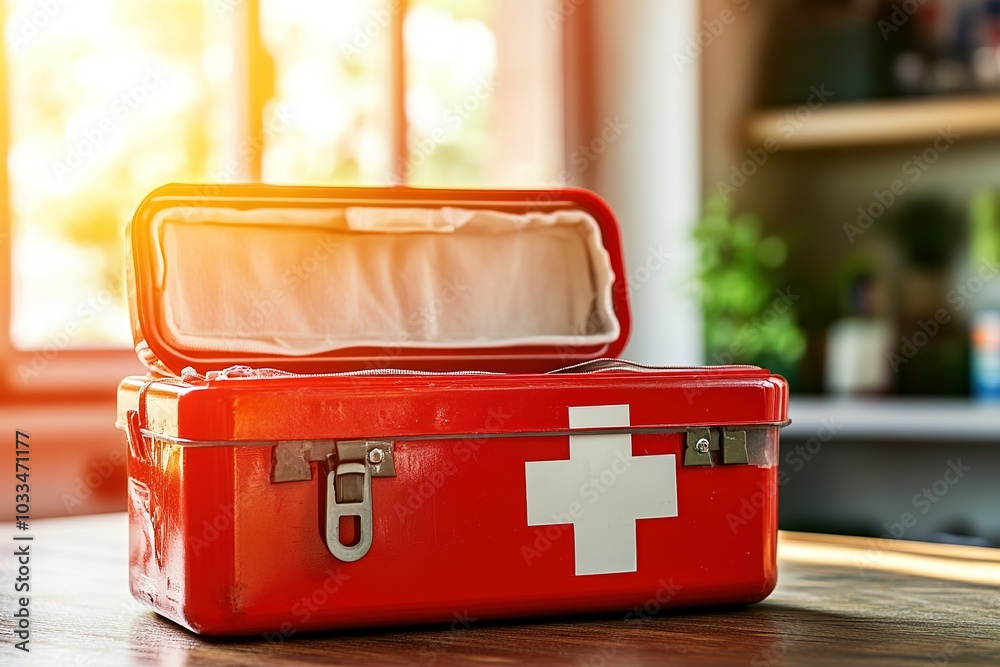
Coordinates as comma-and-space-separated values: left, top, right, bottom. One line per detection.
127, 184, 631, 375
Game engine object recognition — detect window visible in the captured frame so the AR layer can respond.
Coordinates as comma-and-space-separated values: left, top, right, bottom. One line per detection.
1, 0, 562, 395
1, 0, 563, 519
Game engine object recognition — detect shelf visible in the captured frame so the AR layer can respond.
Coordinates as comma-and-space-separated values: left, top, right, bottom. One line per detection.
785, 397, 1000, 443
747, 96, 1000, 150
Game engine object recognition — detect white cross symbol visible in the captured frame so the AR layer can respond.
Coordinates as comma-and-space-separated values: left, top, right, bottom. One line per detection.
524, 404, 677, 575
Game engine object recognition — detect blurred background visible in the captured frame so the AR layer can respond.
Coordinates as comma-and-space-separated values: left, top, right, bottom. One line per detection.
1, 0, 999, 546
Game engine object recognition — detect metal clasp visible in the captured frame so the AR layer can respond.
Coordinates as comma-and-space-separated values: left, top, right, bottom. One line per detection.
324, 440, 394, 562
684, 428, 749, 466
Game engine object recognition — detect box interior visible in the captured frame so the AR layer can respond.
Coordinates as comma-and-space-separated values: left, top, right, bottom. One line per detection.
148, 205, 621, 356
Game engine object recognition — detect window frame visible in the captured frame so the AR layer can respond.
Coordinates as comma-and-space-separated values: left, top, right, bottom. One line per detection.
0, 22, 149, 399
0, 0, 407, 400
0, 0, 559, 400
0, 0, 290, 399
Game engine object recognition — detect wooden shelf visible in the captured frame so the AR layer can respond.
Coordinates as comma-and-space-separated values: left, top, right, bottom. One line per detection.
747, 96, 1000, 150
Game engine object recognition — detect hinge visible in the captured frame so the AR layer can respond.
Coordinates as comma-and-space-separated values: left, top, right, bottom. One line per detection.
271, 439, 395, 562
684, 428, 749, 466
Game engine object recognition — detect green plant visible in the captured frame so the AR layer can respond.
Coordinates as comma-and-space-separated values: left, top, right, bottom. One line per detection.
694, 197, 806, 369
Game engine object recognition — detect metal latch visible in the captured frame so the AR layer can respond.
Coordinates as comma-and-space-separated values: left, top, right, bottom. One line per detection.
684, 428, 749, 466
271, 439, 395, 562
325, 440, 394, 562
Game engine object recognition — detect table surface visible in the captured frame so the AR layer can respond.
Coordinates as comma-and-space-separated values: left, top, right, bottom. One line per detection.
2, 514, 999, 666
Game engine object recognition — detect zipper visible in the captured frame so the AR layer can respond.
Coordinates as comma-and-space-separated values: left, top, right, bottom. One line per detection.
545, 358, 760, 374
180, 365, 502, 382
179, 358, 761, 383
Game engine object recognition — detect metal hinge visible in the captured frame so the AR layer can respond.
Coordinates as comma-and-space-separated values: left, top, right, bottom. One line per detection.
271, 439, 395, 562
683, 428, 749, 466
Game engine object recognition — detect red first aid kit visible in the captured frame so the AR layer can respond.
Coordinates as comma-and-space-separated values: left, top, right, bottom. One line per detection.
117, 184, 788, 636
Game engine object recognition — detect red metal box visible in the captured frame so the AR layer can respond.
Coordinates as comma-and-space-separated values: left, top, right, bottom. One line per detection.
117, 184, 788, 636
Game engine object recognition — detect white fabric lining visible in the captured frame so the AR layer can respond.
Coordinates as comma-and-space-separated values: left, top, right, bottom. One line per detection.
149, 205, 621, 356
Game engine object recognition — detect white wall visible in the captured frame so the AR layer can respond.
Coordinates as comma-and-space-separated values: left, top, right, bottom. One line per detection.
568, 0, 703, 365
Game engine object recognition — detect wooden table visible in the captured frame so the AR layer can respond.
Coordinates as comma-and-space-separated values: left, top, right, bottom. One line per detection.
2, 514, 999, 666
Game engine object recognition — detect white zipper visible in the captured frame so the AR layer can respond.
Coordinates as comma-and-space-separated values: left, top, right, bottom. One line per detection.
179, 359, 761, 382
545, 358, 760, 374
